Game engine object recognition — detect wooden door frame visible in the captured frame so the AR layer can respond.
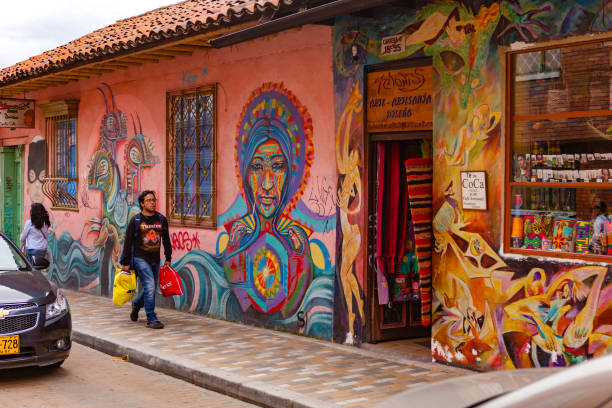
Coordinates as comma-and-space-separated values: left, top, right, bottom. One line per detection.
362, 57, 433, 343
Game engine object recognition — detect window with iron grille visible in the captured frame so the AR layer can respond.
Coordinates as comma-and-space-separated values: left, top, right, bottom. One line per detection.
39, 100, 79, 211
166, 85, 216, 227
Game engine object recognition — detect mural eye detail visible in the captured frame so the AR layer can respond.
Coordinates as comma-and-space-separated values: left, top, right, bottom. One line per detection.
250, 162, 264, 172
440, 50, 465, 74
272, 161, 286, 171
129, 147, 142, 165
97, 159, 109, 178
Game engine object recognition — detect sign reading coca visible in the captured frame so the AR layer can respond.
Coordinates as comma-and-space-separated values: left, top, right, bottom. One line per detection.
366, 65, 433, 132
0, 98, 35, 128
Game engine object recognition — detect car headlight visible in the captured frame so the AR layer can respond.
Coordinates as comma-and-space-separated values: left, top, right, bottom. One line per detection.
46, 289, 68, 320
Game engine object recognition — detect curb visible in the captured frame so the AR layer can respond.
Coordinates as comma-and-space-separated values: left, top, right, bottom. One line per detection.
73, 327, 339, 408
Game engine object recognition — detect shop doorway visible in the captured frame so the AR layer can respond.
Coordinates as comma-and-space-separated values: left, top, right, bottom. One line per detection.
367, 136, 432, 342
0, 145, 25, 244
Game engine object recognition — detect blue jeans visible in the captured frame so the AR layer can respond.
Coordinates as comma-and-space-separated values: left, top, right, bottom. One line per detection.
132, 257, 160, 322
26, 248, 47, 263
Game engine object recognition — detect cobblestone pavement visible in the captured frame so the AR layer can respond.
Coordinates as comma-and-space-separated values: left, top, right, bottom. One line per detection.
65, 289, 470, 408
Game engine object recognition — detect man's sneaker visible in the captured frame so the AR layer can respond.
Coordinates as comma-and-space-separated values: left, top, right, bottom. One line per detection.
146, 320, 164, 329
130, 305, 140, 322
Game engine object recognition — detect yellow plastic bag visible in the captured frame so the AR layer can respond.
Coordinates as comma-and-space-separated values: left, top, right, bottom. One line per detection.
112, 268, 137, 306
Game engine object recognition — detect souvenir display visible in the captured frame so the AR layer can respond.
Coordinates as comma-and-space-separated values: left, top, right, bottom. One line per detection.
573, 221, 591, 253
606, 222, 612, 255
552, 217, 576, 252
511, 216, 524, 248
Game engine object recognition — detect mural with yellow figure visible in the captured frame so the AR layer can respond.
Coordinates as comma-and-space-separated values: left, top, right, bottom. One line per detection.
334, 0, 612, 368
439, 104, 500, 167
335, 81, 365, 345
433, 184, 612, 369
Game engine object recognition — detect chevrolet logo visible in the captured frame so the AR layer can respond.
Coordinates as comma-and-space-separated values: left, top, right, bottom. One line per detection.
0, 309, 9, 319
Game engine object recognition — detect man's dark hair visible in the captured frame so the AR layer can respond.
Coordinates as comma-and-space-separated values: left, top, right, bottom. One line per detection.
138, 190, 156, 210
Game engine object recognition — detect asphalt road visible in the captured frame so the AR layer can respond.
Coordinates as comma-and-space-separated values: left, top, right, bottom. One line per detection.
0, 343, 259, 408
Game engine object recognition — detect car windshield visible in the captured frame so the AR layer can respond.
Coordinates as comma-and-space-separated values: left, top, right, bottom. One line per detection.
0, 235, 29, 270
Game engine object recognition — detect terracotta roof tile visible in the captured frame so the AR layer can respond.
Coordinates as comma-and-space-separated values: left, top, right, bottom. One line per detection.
0, 0, 291, 84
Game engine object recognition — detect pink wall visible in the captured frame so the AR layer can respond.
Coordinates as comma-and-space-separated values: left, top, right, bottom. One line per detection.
1, 24, 336, 261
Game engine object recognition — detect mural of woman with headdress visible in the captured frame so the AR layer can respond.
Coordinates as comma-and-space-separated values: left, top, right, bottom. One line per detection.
220, 82, 316, 318
171, 82, 332, 338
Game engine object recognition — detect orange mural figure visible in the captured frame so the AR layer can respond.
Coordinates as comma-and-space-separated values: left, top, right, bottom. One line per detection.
502, 266, 611, 368
336, 81, 365, 344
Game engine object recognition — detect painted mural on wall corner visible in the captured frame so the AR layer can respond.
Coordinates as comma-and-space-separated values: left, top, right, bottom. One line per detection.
334, 0, 612, 364
47, 83, 159, 296
27, 135, 46, 204
171, 83, 335, 339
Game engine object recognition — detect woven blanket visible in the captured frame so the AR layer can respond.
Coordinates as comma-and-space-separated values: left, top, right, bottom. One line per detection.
404, 158, 433, 326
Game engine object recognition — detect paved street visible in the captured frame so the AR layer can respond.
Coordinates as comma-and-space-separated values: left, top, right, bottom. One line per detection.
66, 289, 469, 408
0, 343, 257, 408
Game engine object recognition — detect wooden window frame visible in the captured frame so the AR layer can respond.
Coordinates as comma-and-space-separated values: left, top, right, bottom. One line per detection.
39, 100, 79, 211
166, 84, 217, 229
504, 37, 612, 263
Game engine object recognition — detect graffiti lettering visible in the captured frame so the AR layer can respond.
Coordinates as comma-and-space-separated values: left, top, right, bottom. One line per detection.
307, 176, 337, 233
182, 70, 198, 87
171, 231, 201, 251
80, 176, 93, 208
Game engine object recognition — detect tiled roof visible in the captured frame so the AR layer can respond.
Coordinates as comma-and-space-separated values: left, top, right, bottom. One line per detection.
0, 0, 293, 84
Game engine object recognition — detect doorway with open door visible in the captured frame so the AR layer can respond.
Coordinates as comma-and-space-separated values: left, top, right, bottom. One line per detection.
0, 145, 25, 244
367, 135, 432, 347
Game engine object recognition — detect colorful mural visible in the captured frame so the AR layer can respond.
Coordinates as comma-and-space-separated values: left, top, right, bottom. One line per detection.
47, 83, 157, 297
171, 83, 334, 338
43, 76, 333, 339
27, 135, 46, 204
333, 0, 612, 367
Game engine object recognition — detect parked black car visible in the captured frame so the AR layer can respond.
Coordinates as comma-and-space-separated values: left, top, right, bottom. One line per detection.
0, 231, 71, 369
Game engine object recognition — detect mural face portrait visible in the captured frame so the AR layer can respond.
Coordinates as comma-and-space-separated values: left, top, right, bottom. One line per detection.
27, 136, 46, 203
248, 140, 288, 218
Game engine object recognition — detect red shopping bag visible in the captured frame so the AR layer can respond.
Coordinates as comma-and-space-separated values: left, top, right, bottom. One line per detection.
159, 265, 184, 297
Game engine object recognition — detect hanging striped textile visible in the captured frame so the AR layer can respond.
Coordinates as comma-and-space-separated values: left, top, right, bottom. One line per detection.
404, 158, 433, 326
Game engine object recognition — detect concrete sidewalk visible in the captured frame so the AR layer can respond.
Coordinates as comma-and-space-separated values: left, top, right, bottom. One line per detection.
65, 289, 469, 408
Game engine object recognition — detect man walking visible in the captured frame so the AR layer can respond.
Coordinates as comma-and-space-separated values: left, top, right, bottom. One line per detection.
120, 190, 172, 329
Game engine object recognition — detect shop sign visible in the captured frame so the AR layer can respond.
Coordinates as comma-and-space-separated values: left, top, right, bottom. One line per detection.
366, 66, 433, 132
461, 171, 487, 210
380, 34, 405, 56
0, 98, 35, 128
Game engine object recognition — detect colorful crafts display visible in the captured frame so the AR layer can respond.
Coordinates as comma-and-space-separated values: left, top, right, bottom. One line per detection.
405, 158, 433, 326
574, 221, 591, 253
511, 216, 524, 248
606, 222, 612, 255
552, 217, 576, 252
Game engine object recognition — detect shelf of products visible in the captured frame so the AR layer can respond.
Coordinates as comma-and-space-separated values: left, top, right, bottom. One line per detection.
506, 39, 612, 261
509, 186, 612, 256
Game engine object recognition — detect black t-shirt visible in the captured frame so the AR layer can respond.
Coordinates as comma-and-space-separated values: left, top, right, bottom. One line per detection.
120, 212, 172, 266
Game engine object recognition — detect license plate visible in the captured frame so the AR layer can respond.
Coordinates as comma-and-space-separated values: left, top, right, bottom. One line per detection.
0, 335, 19, 355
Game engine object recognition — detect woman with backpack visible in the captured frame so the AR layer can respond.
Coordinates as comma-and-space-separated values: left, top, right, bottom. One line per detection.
20, 203, 51, 263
